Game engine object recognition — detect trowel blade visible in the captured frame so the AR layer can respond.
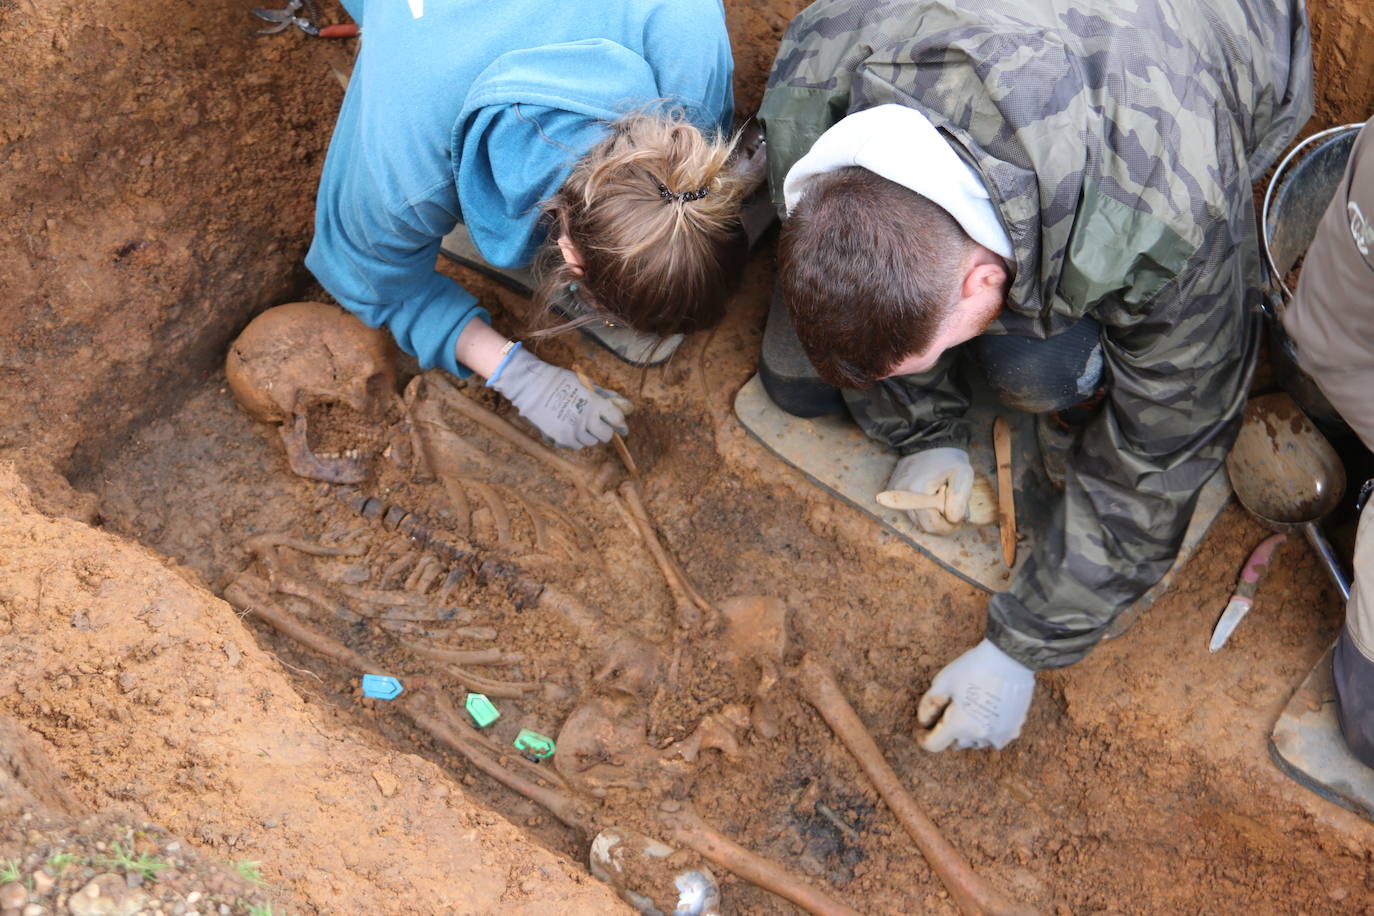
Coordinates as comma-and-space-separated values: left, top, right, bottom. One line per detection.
1209, 595, 1254, 652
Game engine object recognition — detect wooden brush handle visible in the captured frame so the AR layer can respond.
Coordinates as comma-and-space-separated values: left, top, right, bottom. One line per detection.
875, 488, 947, 512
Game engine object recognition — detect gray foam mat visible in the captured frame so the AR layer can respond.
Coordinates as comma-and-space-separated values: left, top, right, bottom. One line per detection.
733, 372, 1231, 617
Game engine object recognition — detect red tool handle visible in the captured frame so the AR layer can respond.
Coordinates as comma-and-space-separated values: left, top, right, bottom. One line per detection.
319, 23, 359, 37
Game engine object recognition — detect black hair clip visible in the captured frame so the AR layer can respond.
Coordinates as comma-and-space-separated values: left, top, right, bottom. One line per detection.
657, 183, 710, 203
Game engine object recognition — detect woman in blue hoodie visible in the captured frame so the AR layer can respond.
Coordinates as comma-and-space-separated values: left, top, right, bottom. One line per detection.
306, 0, 748, 450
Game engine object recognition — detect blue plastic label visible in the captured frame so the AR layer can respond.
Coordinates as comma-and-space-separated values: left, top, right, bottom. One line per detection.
361, 674, 404, 700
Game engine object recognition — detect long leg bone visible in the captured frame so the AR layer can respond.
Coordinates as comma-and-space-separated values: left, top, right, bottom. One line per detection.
658, 804, 863, 916
430, 690, 572, 793
797, 656, 1038, 916
224, 575, 587, 831
409, 699, 589, 830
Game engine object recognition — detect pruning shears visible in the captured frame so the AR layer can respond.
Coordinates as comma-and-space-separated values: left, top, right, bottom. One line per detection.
252, 0, 359, 37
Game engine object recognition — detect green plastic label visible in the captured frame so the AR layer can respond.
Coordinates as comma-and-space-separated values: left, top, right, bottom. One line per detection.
514, 728, 556, 759
465, 692, 500, 728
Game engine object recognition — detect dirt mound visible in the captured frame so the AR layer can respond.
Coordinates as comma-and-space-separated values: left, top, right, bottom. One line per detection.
0, 463, 627, 914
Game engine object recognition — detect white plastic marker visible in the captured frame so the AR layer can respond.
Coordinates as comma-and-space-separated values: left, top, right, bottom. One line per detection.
407, 0, 422, 18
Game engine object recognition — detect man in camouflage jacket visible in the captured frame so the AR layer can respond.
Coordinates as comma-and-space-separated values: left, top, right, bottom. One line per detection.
760, 0, 1313, 748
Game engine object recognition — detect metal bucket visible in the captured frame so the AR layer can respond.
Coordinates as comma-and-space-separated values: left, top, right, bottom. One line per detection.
1261, 123, 1364, 436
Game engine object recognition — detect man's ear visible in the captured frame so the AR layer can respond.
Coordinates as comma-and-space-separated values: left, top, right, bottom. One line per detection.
960, 260, 1007, 300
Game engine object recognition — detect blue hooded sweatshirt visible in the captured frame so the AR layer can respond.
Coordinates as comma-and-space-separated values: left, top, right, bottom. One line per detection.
305, 0, 735, 378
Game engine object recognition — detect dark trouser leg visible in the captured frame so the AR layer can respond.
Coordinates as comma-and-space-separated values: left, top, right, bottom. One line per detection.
968, 317, 1105, 488
966, 317, 1105, 415
758, 289, 846, 418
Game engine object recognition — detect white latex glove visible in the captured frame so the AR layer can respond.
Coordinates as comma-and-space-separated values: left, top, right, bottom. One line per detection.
886, 447, 974, 535
917, 639, 1035, 751
487, 347, 632, 449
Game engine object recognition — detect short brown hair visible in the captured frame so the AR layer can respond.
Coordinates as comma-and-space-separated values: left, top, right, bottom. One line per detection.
533, 110, 749, 337
778, 166, 974, 389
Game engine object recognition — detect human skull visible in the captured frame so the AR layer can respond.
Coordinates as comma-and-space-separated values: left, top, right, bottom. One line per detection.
226, 301, 397, 483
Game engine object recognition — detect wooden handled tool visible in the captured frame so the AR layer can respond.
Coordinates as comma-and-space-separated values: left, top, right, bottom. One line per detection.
573, 365, 637, 477
993, 417, 1016, 567
876, 474, 997, 526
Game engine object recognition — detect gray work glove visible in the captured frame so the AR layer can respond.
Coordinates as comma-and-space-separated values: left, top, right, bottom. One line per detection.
886, 447, 974, 535
916, 639, 1035, 751
487, 348, 631, 449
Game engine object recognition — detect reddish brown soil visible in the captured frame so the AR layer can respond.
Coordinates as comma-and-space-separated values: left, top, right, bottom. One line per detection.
4, 1, 1374, 914
0, 463, 628, 913
1310, 0, 1374, 129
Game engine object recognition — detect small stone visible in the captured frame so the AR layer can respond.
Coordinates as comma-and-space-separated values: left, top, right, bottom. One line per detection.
24, 904, 45, 916
184, 894, 200, 905
1, 882, 27, 908
371, 769, 399, 798
68, 875, 149, 916
31, 872, 54, 896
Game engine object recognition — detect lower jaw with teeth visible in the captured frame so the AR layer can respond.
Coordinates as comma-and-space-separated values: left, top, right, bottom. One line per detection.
279, 415, 370, 484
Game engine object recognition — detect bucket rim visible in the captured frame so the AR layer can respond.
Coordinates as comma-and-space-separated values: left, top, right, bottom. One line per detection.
1261, 122, 1364, 302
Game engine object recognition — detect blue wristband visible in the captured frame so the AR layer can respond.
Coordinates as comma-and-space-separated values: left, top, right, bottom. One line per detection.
485, 341, 523, 386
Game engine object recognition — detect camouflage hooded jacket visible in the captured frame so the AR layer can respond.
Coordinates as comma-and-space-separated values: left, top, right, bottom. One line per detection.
759, 0, 1313, 669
